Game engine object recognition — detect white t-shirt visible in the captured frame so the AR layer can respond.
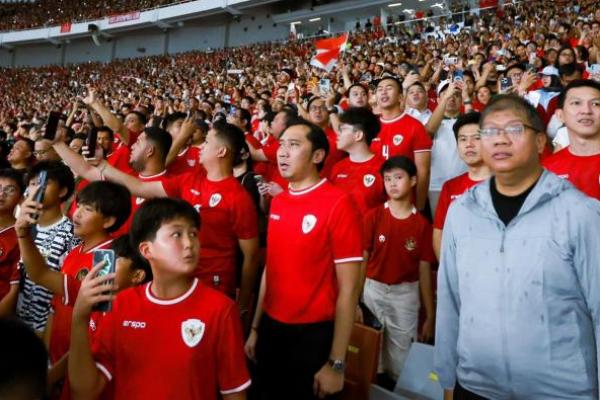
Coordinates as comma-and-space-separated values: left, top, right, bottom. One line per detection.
430, 118, 468, 191
405, 107, 433, 125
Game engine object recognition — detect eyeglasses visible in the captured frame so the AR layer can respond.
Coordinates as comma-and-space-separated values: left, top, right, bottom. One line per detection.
33, 150, 49, 156
478, 122, 538, 140
0, 185, 18, 196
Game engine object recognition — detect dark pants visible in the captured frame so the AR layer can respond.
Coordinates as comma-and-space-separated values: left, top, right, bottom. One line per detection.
255, 314, 340, 400
454, 381, 489, 400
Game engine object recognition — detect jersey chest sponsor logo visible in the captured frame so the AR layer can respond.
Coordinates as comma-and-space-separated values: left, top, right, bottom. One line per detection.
209, 193, 222, 207
135, 197, 145, 205
190, 189, 201, 196
181, 318, 205, 348
405, 237, 417, 251
123, 320, 146, 329
302, 214, 317, 234
392, 134, 404, 146
336, 173, 348, 179
363, 174, 376, 188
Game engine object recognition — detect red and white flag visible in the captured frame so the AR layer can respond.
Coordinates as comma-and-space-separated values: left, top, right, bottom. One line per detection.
310, 33, 349, 72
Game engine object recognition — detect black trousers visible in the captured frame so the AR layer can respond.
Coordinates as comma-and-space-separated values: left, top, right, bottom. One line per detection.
454, 381, 489, 400
255, 314, 340, 400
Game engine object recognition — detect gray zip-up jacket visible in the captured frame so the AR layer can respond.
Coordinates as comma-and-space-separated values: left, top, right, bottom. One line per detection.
435, 170, 600, 399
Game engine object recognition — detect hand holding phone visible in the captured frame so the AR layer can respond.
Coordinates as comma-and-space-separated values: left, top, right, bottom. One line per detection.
30, 171, 48, 221
92, 249, 116, 312
44, 112, 61, 141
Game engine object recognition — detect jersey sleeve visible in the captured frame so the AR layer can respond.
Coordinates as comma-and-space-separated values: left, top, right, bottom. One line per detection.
329, 195, 364, 264
433, 182, 451, 230
217, 302, 251, 395
231, 189, 259, 240
262, 141, 279, 162
245, 134, 262, 150
162, 170, 194, 198
412, 119, 433, 153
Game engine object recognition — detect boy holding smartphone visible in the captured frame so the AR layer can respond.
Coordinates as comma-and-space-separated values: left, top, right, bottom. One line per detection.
16, 180, 132, 399
69, 198, 250, 400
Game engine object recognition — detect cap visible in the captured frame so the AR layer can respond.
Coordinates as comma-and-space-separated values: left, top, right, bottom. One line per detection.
437, 79, 451, 96
541, 66, 559, 76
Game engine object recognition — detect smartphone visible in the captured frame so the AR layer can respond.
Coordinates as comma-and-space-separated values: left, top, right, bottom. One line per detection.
92, 249, 116, 312
444, 56, 458, 66
319, 79, 331, 96
253, 174, 265, 185
44, 111, 61, 141
29, 170, 48, 221
453, 70, 464, 81
500, 76, 513, 91
86, 127, 98, 159
528, 53, 537, 65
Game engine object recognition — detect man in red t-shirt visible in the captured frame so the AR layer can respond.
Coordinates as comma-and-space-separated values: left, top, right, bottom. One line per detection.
58, 122, 260, 321
363, 156, 436, 379
245, 121, 362, 400
371, 76, 432, 210
433, 112, 491, 259
330, 107, 386, 215
0, 169, 23, 317
69, 198, 250, 400
543, 80, 600, 201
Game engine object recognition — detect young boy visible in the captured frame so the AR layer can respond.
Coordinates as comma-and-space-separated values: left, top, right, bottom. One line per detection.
15, 160, 78, 334
0, 168, 25, 317
69, 198, 250, 400
16, 180, 133, 398
362, 156, 436, 381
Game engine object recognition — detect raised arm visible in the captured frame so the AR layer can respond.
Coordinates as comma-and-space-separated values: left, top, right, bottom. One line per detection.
83, 88, 128, 145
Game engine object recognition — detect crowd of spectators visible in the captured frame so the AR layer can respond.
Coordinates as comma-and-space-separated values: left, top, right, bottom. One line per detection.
1, 0, 600, 399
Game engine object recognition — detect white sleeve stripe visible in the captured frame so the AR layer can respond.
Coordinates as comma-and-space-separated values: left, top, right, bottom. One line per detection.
334, 257, 363, 264
9, 280, 19, 285
220, 379, 252, 394
414, 149, 432, 153
96, 362, 112, 381
62, 275, 69, 306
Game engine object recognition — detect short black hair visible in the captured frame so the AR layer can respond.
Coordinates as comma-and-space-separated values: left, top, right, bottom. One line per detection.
0, 318, 47, 400
0, 168, 25, 195
338, 107, 381, 145
261, 111, 276, 125
307, 96, 326, 111
558, 79, 600, 109
283, 119, 329, 172
130, 111, 148, 126
277, 108, 298, 127
97, 125, 114, 141
346, 83, 367, 97
238, 108, 253, 132
76, 181, 131, 233
453, 112, 481, 140
559, 63, 583, 78
144, 127, 172, 163
212, 120, 246, 165
380, 156, 417, 178
481, 94, 545, 133
162, 112, 186, 131
27, 160, 75, 202
112, 235, 152, 283
130, 197, 200, 253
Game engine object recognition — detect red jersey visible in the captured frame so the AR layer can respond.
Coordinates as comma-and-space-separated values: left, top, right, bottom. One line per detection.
261, 135, 287, 189
321, 126, 346, 179
330, 155, 386, 215
92, 279, 250, 399
116, 129, 141, 148
245, 133, 269, 178
370, 114, 432, 160
162, 174, 258, 296
264, 179, 363, 324
113, 171, 172, 238
0, 226, 20, 299
543, 148, 600, 201
433, 173, 482, 230
167, 146, 202, 176
363, 203, 435, 284
49, 239, 114, 364
107, 143, 133, 175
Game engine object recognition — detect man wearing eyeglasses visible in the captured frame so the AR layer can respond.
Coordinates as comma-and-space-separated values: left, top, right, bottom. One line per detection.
435, 94, 600, 399
33, 139, 60, 162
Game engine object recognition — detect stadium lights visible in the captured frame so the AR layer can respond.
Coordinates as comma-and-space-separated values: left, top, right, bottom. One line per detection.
309, 17, 321, 22
388, 3, 402, 7
290, 21, 302, 25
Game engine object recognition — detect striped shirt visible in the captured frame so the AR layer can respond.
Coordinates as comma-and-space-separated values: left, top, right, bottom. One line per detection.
16, 216, 79, 332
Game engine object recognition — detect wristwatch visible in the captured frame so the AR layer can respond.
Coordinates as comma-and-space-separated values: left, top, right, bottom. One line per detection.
328, 358, 346, 373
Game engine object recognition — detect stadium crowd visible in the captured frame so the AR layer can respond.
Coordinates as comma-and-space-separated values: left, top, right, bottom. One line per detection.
1, 0, 600, 399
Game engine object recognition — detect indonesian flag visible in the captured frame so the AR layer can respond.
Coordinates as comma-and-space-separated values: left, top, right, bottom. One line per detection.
310, 33, 349, 72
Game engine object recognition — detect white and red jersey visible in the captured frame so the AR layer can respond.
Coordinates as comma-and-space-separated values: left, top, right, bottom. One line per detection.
433, 173, 482, 230
113, 171, 172, 238
329, 154, 386, 215
167, 145, 202, 176
370, 114, 433, 160
264, 179, 363, 324
543, 148, 600, 201
363, 203, 435, 285
92, 279, 250, 399
162, 174, 258, 296
0, 226, 19, 300
49, 239, 114, 364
